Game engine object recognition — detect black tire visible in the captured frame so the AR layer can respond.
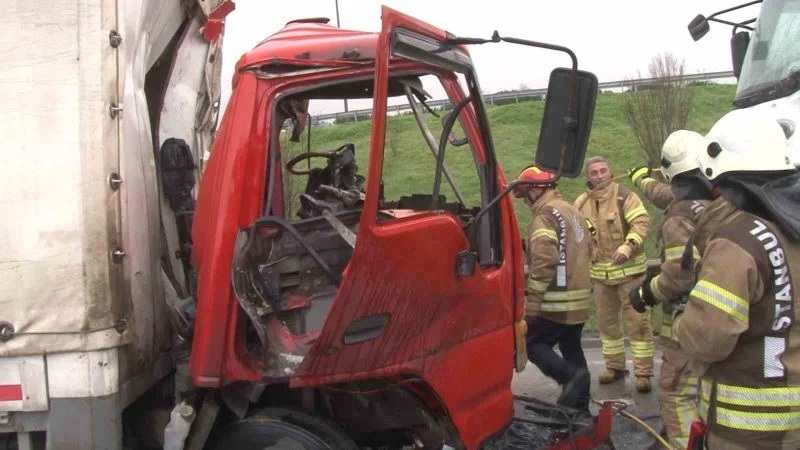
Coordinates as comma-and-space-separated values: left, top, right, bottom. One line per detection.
208, 407, 358, 450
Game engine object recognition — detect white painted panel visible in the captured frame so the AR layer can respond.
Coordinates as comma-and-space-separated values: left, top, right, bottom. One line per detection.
46, 349, 119, 398
0, 0, 128, 356
0, 356, 48, 411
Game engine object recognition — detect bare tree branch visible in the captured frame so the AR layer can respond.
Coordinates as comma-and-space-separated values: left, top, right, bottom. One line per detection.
623, 53, 694, 168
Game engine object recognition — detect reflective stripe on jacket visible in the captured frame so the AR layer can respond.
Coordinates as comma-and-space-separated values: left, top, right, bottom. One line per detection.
675, 198, 800, 447
633, 175, 709, 347
525, 189, 592, 325
574, 182, 650, 283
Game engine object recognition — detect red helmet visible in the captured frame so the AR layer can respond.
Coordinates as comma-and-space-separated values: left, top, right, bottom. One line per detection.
513, 165, 558, 198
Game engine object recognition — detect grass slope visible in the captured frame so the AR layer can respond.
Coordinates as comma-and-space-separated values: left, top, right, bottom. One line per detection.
289, 84, 737, 331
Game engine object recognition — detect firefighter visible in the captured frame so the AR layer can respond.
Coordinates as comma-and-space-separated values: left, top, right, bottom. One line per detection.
674, 108, 800, 449
627, 130, 714, 449
574, 156, 654, 392
516, 165, 592, 412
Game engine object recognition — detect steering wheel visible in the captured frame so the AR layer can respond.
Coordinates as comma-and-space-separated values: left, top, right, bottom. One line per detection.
286, 143, 354, 175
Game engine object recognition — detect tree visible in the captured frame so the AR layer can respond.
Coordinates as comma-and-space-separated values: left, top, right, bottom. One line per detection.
623, 53, 694, 169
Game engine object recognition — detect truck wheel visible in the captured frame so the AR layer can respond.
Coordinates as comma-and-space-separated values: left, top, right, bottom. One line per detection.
208, 407, 357, 450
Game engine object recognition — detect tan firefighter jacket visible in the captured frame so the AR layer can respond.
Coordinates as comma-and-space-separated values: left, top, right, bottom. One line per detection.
634, 175, 674, 210
574, 181, 650, 284
525, 189, 592, 325
634, 175, 708, 346
675, 198, 800, 447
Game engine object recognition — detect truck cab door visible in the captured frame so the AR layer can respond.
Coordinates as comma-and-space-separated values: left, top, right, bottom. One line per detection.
292, 7, 519, 448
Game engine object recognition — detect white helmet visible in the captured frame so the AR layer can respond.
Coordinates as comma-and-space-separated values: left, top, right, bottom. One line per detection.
660, 130, 706, 181
699, 108, 793, 180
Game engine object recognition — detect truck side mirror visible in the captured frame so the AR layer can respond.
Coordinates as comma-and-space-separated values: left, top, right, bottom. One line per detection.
688, 14, 710, 41
535, 67, 598, 178
730, 31, 750, 79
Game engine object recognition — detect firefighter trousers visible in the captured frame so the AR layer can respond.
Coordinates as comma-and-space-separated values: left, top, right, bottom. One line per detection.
593, 275, 654, 376
658, 344, 698, 450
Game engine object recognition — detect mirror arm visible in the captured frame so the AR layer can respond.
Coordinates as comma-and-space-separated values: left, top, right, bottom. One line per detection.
492, 32, 577, 71
707, 0, 762, 21
467, 180, 538, 251
493, 32, 579, 177
708, 16, 755, 31
732, 18, 757, 35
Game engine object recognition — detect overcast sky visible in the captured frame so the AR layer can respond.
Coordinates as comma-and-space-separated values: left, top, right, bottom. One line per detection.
220, 0, 754, 115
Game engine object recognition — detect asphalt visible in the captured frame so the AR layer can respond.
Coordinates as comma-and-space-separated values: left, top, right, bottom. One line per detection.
509, 338, 666, 449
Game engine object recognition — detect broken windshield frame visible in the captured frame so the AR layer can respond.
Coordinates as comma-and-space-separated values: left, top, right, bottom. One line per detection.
403, 83, 468, 206
391, 27, 502, 266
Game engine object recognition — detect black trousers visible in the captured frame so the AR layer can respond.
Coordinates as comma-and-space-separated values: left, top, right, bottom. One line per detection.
526, 316, 590, 408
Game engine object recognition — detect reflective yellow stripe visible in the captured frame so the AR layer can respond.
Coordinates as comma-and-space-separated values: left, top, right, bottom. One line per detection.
526, 278, 550, 293
540, 299, 592, 312
638, 176, 654, 188
673, 374, 699, 449
591, 253, 647, 269
716, 384, 800, 407
531, 228, 558, 241
699, 378, 712, 421
650, 276, 667, 302
691, 280, 749, 324
664, 245, 700, 261
699, 379, 800, 432
715, 407, 800, 432
601, 338, 625, 355
590, 254, 648, 280
626, 231, 643, 245
630, 340, 654, 358
586, 219, 596, 236
542, 289, 591, 301
624, 205, 648, 222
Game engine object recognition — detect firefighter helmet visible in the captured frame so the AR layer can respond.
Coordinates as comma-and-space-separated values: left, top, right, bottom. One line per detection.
514, 165, 558, 198
660, 130, 706, 181
699, 108, 793, 180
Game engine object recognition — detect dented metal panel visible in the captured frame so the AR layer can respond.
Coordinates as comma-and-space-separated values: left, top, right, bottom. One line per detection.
235, 20, 379, 73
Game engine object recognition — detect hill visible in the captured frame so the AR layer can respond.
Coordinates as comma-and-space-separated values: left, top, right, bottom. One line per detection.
282, 84, 737, 331
294, 84, 736, 258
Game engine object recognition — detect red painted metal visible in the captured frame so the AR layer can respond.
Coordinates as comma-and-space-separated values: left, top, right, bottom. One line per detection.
202, 0, 236, 43
548, 404, 614, 450
191, 5, 527, 449
0, 384, 22, 402
236, 21, 379, 72
687, 420, 708, 450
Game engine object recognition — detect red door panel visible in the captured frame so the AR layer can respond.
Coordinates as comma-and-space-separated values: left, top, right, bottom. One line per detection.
292, 6, 517, 448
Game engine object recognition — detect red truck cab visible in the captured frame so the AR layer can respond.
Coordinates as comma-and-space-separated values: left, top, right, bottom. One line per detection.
191, 6, 598, 449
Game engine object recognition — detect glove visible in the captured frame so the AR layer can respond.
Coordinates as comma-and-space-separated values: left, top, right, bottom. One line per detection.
629, 280, 656, 313
627, 165, 650, 185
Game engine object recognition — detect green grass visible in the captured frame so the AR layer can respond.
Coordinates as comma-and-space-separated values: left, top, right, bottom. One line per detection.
285, 84, 736, 331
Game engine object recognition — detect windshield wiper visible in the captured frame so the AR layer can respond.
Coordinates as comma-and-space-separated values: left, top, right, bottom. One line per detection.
736, 70, 800, 107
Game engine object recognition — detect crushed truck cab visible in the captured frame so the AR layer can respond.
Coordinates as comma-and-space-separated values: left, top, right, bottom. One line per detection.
192, 6, 601, 449
193, 11, 524, 448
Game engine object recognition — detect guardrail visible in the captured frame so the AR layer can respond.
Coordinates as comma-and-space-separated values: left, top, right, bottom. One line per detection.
312, 70, 734, 124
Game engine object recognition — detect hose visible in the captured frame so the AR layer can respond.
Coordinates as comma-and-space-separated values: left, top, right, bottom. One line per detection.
591, 397, 671, 450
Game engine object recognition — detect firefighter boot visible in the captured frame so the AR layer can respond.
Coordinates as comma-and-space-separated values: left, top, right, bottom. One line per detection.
636, 376, 652, 393
598, 368, 627, 384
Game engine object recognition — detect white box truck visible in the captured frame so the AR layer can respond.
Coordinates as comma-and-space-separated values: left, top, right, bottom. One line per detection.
0, 1, 229, 448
